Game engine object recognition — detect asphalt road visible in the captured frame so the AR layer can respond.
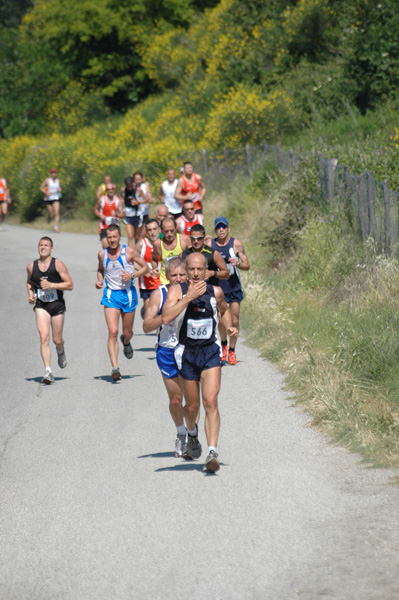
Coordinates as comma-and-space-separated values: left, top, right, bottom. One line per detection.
1, 225, 399, 600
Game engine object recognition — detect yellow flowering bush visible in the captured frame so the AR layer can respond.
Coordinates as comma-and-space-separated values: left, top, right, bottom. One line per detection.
202, 85, 299, 148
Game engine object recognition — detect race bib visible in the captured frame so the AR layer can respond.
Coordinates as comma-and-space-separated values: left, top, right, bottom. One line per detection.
187, 318, 212, 340
37, 288, 57, 302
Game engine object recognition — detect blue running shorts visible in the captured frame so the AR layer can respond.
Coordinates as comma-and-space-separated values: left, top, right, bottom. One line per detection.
101, 287, 138, 313
174, 342, 222, 381
156, 346, 179, 379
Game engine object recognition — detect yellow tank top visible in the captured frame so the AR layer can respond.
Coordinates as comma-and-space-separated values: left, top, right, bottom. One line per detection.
160, 234, 183, 284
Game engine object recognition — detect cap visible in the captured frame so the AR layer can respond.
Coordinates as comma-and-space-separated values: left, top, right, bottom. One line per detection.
50, 168, 57, 173
214, 216, 228, 228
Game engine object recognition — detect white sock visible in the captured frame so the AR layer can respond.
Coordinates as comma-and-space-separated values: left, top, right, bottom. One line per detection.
45, 367, 52, 374
187, 426, 197, 437
56, 346, 64, 354
208, 446, 217, 454
176, 425, 186, 436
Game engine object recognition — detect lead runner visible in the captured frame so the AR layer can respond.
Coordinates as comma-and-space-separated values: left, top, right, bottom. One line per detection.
162, 252, 237, 473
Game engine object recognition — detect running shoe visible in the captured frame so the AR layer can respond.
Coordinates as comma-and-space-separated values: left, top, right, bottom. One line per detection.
120, 334, 134, 359
111, 367, 121, 381
203, 450, 220, 473
228, 350, 237, 365
41, 371, 55, 385
54, 225, 59, 233
221, 344, 227, 362
175, 433, 187, 458
57, 348, 67, 369
183, 429, 202, 460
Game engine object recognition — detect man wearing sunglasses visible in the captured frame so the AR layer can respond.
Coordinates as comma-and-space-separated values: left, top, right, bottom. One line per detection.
211, 216, 250, 365
176, 199, 203, 236
182, 224, 229, 286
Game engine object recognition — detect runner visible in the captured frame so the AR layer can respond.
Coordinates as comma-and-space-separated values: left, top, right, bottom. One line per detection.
136, 218, 161, 319
162, 252, 238, 472
96, 175, 112, 201
151, 217, 190, 285
133, 171, 154, 229
174, 161, 206, 215
182, 223, 229, 285
26, 237, 74, 384
154, 204, 169, 238
142, 257, 187, 456
158, 168, 181, 218
95, 224, 148, 382
40, 168, 62, 233
0, 174, 11, 231
94, 183, 124, 249
175, 199, 204, 236
121, 175, 146, 248
211, 217, 250, 365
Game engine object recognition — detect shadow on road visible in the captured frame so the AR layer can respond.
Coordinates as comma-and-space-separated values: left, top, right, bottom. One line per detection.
138, 451, 175, 459
135, 347, 157, 353
155, 463, 208, 473
26, 376, 69, 383
93, 374, 143, 383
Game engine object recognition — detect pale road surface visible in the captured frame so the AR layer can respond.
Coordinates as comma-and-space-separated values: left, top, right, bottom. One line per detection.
1, 224, 399, 600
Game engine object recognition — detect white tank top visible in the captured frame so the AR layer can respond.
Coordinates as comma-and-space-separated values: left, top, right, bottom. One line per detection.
157, 285, 178, 349
47, 178, 60, 201
161, 179, 180, 214
140, 183, 149, 216
103, 245, 135, 291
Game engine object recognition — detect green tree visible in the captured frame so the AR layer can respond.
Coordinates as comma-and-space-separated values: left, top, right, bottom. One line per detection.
345, 1, 399, 111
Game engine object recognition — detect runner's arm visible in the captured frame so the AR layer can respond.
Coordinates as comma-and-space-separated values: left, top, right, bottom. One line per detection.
96, 251, 105, 288
93, 198, 102, 219
212, 250, 229, 280
233, 239, 250, 270
39, 260, 73, 291
162, 280, 206, 325
145, 182, 155, 204
39, 178, 48, 195
26, 263, 36, 304
116, 198, 124, 218
125, 247, 149, 280
142, 288, 162, 333
198, 175, 206, 201
151, 239, 161, 270
215, 286, 238, 337
174, 178, 185, 202
158, 186, 165, 202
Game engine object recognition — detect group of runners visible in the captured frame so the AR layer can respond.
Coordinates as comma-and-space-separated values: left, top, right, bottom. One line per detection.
26, 162, 250, 473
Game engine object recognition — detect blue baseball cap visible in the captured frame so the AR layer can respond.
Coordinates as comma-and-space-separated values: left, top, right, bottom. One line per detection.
214, 216, 228, 228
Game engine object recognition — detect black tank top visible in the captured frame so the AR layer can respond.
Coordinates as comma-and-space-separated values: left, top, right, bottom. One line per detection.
31, 257, 64, 302
177, 281, 218, 347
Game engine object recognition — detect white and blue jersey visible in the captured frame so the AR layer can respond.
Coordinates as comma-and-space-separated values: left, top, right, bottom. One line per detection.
101, 245, 138, 312
156, 285, 179, 379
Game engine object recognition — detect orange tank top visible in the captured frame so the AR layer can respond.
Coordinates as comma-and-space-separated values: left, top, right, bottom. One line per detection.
181, 173, 201, 211
99, 196, 119, 232
0, 178, 7, 202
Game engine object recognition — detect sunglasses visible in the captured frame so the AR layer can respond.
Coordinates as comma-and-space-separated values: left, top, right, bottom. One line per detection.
216, 224, 227, 230
190, 236, 204, 241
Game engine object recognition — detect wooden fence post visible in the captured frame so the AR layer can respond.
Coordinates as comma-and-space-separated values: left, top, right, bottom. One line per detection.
367, 172, 377, 240
383, 179, 391, 255
277, 142, 283, 170
358, 174, 369, 241
223, 146, 229, 170
327, 158, 338, 202
245, 144, 251, 173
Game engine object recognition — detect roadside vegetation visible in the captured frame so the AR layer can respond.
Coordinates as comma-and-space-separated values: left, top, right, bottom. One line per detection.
2, 1, 399, 466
